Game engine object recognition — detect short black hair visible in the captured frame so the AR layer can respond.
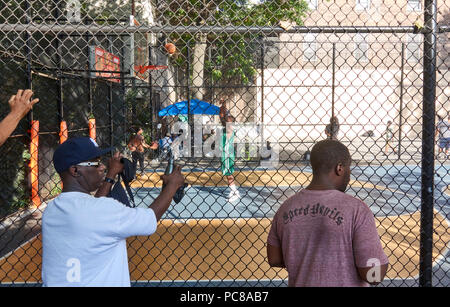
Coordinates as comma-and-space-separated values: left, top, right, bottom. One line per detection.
310, 140, 351, 175
129, 126, 142, 134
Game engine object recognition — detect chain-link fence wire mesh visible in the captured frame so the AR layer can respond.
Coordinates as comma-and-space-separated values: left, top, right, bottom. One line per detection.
0, 0, 449, 286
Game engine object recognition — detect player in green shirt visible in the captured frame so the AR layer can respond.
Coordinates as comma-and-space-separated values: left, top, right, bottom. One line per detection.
219, 99, 240, 203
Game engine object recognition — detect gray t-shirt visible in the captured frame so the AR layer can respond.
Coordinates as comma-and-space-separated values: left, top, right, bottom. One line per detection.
267, 189, 389, 287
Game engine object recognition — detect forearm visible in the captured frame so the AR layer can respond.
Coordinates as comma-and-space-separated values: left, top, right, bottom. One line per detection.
149, 184, 178, 221
357, 263, 388, 285
95, 171, 119, 198
267, 244, 286, 268
0, 112, 22, 146
268, 259, 286, 268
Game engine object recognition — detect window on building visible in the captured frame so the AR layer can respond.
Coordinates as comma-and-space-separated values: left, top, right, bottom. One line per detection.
355, 0, 371, 11
303, 33, 317, 62
306, 0, 318, 10
354, 33, 369, 62
407, 0, 421, 12
406, 33, 421, 63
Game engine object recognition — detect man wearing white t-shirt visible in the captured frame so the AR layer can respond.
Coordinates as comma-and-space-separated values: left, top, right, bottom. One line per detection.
42, 137, 185, 287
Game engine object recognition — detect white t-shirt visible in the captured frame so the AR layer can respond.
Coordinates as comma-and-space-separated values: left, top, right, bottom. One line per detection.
161, 136, 172, 149
42, 192, 157, 287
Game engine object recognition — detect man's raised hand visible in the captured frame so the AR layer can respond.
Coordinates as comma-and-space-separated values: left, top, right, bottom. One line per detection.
9, 89, 39, 119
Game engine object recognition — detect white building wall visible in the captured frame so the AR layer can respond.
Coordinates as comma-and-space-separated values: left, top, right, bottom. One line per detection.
255, 68, 409, 143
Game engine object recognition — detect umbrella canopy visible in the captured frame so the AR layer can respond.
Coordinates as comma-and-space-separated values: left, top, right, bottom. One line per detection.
158, 99, 220, 117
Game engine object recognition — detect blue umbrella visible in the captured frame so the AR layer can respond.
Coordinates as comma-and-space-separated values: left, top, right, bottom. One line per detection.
158, 99, 220, 117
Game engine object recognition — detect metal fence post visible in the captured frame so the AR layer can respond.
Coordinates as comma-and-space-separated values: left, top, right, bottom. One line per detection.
187, 43, 193, 158
107, 36, 114, 147
420, 0, 437, 288
332, 42, 336, 121
260, 38, 265, 146
397, 43, 405, 160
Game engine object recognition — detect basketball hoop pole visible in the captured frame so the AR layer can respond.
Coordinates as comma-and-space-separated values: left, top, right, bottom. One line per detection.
187, 46, 194, 159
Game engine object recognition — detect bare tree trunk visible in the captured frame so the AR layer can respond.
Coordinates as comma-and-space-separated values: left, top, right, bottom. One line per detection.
191, 33, 207, 100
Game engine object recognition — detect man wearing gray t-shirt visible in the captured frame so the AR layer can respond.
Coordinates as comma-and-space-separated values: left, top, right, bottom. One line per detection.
267, 140, 389, 287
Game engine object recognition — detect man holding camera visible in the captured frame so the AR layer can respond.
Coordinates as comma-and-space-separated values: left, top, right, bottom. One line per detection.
42, 137, 185, 287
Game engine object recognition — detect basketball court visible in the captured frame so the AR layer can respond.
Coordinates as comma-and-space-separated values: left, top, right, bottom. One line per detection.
0, 162, 448, 286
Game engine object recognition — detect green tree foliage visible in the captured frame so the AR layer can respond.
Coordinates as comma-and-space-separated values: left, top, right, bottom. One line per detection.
155, 0, 309, 88
216, 0, 308, 27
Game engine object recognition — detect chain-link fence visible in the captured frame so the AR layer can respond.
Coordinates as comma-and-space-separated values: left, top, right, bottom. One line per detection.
0, 0, 449, 287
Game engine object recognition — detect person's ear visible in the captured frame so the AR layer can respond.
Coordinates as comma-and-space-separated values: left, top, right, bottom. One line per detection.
68, 166, 81, 177
335, 163, 344, 176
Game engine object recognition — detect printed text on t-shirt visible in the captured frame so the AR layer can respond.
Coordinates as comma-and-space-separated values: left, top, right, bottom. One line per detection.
282, 203, 344, 226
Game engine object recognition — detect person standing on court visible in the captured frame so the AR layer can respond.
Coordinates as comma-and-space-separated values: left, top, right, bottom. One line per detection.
0, 89, 39, 146
325, 116, 340, 140
219, 98, 240, 203
160, 133, 173, 160
42, 137, 185, 286
435, 114, 450, 158
267, 139, 389, 287
383, 120, 397, 155
128, 127, 157, 177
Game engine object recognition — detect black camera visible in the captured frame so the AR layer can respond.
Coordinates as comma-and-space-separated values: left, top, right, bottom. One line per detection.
107, 157, 136, 207
164, 148, 186, 204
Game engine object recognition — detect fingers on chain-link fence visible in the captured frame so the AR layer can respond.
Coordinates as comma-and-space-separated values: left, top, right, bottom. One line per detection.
0, 0, 449, 286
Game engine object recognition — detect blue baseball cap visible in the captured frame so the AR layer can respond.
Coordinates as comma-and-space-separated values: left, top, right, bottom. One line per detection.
53, 137, 113, 173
